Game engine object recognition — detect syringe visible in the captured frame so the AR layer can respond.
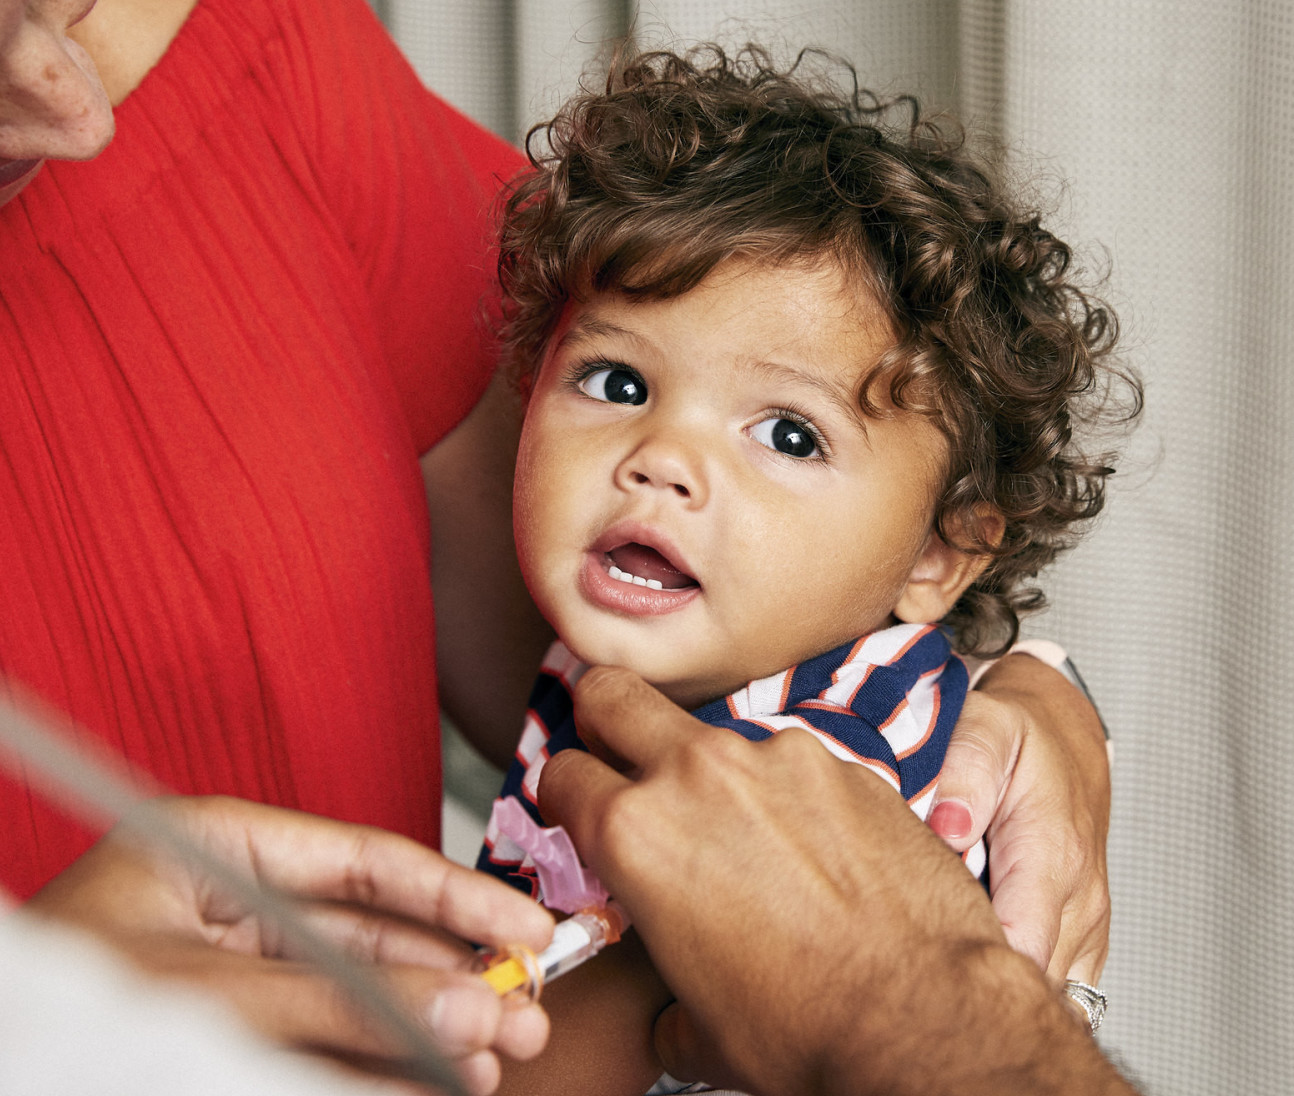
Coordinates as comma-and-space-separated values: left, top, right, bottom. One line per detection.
477, 903, 627, 1001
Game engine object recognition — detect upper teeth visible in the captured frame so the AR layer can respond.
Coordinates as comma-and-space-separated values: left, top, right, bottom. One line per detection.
608, 565, 663, 590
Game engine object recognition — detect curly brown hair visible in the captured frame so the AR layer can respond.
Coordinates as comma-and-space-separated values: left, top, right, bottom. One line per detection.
497, 44, 1142, 655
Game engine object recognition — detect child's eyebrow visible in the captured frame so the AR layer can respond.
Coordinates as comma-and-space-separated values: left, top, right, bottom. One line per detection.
553, 316, 645, 353
746, 359, 865, 424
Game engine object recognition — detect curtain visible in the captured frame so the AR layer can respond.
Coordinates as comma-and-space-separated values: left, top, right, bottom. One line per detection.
385, 3, 1294, 1093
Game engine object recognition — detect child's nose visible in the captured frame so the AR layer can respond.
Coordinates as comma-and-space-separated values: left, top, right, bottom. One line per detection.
613, 428, 709, 507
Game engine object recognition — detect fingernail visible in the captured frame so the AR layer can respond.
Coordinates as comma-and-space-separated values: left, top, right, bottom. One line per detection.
929, 800, 972, 840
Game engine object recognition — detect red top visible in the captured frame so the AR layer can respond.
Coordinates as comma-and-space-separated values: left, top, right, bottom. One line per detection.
0, 0, 522, 897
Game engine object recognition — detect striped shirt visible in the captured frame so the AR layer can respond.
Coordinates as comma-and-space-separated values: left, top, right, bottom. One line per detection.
477, 621, 985, 890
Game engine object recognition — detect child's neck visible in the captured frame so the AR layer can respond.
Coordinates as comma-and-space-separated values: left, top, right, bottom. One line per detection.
632, 616, 909, 712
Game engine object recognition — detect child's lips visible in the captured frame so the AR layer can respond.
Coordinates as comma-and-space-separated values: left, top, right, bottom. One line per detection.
579, 553, 701, 615
590, 524, 698, 585
581, 525, 701, 615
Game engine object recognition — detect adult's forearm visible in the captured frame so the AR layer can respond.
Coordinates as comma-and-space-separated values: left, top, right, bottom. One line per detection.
820, 940, 1134, 1096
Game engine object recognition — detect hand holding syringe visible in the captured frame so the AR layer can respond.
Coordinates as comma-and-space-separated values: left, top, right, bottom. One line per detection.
475, 797, 627, 1001
477, 902, 628, 1000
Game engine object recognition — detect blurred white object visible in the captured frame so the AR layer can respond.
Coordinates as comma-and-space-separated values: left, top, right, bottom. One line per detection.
0, 910, 379, 1096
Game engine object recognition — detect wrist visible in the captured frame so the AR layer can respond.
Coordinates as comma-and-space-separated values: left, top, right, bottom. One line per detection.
823, 940, 1130, 1096
977, 651, 1109, 758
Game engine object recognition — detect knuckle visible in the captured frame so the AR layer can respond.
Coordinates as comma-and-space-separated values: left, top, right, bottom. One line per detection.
1055, 834, 1103, 889
1072, 881, 1112, 938
674, 720, 745, 777
537, 746, 574, 786
345, 911, 387, 960
318, 970, 366, 1042
959, 693, 1025, 743
340, 833, 383, 907
764, 725, 824, 769
573, 664, 635, 707
1090, 885, 1112, 924
951, 731, 1017, 780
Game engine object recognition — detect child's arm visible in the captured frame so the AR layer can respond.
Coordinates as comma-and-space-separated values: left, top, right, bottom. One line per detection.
494, 928, 674, 1096
421, 372, 555, 770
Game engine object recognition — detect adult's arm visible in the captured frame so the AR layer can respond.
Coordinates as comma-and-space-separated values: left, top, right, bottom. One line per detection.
25, 795, 554, 1095
934, 652, 1111, 982
540, 667, 1136, 1096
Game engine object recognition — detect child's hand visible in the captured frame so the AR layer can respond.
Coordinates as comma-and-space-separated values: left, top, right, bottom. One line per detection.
928, 653, 1111, 987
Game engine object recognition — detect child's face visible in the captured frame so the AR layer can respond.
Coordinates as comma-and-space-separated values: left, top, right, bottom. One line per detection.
514, 257, 958, 709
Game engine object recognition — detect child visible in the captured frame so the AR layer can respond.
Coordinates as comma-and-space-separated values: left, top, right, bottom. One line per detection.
477, 44, 1139, 1094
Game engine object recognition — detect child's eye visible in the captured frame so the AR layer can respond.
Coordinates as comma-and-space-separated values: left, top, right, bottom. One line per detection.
578, 366, 648, 406
750, 415, 822, 459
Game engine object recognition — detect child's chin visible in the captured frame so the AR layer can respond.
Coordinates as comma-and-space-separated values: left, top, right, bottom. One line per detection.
648, 675, 726, 711
566, 642, 698, 704
558, 621, 733, 702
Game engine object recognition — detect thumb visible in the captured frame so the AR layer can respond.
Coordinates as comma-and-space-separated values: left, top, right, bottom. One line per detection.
653, 1001, 747, 1094
928, 692, 1021, 852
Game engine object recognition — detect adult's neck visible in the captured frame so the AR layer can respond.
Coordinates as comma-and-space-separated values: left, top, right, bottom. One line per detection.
69, 0, 198, 107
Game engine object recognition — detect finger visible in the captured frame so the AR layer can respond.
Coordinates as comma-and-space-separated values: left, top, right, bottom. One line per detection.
318, 1048, 501, 1096
452, 1050, 501, 1096
385, 855, 554, 954
278, 901, 482, 969
318, 1066, 454, 1096
985, 848, 1064, 973
1051, 879, 1110, 986
185, 955, 429, 1058
155, 943, 511, 1064
316, 1054, 475, 1096
982, 806, 1109, 981
534, 748, 631, 876
928, 693, 1021, 852
491, 997, 551, 1063
171, 797, 554, 953
316, 991, 548, 1094
569, 665, 696, 770
1061, 929, 1109, 988
1050, 865, 1109, 978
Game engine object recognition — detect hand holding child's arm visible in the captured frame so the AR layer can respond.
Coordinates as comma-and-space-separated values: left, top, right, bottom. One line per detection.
930, 653, 1111, 984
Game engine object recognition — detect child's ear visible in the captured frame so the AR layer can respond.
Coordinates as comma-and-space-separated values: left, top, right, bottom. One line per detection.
893, 508, 1004, 625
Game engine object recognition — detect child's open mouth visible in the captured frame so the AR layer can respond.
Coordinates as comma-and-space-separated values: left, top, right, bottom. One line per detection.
579, 528, 703, 617
604, 542, 699, 590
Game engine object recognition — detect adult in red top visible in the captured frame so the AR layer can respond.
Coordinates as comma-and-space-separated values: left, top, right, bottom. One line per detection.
0, 0, 545, 899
